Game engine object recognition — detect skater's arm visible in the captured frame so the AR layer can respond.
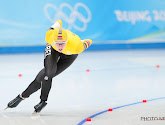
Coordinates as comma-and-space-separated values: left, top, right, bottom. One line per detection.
76, 39, 92, 54
45, 20, 62, 44
82, 39, 92, 50
48, 20, 62, 31
65, 30, 92, 53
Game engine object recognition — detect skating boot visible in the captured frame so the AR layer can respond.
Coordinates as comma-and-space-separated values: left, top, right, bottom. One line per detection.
33, 100, 47, 113
4, 94, 24, 110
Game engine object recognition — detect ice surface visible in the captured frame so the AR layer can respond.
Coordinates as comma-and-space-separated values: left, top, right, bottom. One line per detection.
0, 49, 165, 125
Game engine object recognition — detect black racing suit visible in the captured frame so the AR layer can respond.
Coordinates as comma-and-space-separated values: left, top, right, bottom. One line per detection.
22, 44, 78, 101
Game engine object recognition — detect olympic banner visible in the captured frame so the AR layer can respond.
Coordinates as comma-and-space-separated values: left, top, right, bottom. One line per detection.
0, 0, 165, 49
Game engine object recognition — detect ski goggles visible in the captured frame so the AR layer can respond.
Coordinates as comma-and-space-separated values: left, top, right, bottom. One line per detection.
54, 41, 67, 46
53, 40, 68, 46
53, 38, 68, 46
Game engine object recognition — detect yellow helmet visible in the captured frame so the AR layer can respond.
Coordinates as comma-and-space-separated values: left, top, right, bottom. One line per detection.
53, 29, 68, 42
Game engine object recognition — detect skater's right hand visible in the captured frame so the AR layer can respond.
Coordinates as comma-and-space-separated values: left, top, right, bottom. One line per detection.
51, 20, 62, 29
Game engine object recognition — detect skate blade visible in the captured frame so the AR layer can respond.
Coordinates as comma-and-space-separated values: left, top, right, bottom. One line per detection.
32, 111, 40, 115
3, 107, 8, 111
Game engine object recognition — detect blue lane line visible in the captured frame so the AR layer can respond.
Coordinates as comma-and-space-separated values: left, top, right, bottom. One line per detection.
77, 97, 165, 125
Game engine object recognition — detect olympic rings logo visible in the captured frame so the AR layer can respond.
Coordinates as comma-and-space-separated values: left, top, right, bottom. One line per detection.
44, 3, 92, 32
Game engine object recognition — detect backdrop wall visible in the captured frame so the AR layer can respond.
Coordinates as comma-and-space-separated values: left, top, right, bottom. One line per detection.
1, 0, 165, 53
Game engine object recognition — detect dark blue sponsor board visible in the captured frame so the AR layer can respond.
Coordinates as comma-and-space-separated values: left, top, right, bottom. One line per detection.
1, 43, 165, 54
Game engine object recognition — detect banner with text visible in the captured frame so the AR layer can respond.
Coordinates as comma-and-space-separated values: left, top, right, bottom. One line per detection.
1, 0, 165, 46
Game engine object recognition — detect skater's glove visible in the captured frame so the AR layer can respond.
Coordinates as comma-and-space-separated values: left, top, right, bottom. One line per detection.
51, 20, 62, 29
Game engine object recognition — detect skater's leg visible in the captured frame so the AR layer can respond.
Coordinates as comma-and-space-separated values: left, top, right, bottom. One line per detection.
35, 53, 78, 113
22, 68, 45, 98
40, 44, 60, 101
22, 44, 58, 99
40, 54, 78, 101
54, 54, 78, 77
7, 66, 45, 109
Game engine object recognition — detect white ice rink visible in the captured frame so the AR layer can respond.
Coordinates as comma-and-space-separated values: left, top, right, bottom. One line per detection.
0, 49, 165, 125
